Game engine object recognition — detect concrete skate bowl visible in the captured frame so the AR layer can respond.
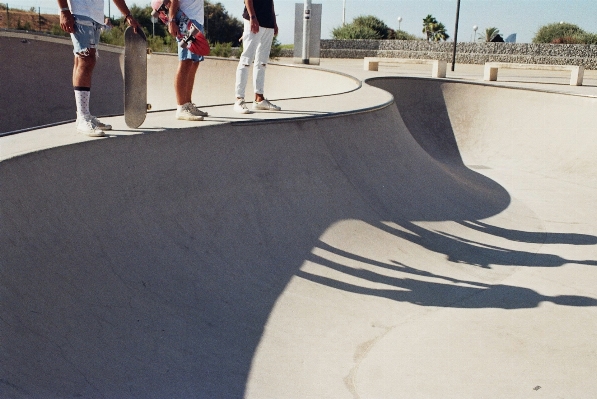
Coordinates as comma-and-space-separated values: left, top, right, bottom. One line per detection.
0, 31, 359, 134
2, 76, 597, 398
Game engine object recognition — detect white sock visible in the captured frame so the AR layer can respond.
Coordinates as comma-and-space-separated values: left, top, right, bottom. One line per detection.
74, 87, 91, 118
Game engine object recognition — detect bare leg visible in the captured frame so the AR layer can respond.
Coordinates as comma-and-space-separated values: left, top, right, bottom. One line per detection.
185, 61, 199, 102
72, 49, 96, 87
175, 60, 200, 105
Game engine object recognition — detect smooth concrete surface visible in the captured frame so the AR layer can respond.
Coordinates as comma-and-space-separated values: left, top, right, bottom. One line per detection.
2, 35, 597, 398
0, 32, 124, 133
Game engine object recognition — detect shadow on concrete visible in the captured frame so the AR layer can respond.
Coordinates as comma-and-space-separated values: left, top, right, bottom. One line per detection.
460, 220, 597, 245
299, 223, 597, 310
298, 257, 597, 310
2, 76, 596, 398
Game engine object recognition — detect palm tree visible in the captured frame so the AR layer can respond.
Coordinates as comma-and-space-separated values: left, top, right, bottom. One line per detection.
432, 22, 449, 41
422, 14, 450, 41
484, 27, 500, 42
422, 14, 438, 41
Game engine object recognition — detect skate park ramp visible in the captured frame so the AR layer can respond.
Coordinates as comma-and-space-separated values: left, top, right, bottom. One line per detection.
2, 37, 597, 398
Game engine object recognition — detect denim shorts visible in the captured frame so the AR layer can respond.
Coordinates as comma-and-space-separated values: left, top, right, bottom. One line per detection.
176, 10, 204, 62
70, 15, 102, 56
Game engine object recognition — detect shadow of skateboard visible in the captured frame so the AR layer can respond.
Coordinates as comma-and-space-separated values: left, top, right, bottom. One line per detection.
124, 27, 150, 128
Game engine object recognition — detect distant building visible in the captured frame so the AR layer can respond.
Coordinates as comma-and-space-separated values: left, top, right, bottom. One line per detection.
505, 33, 517, 43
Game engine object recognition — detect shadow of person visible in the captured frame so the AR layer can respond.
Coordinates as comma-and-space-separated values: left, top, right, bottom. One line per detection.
460, 220, 597, 245
374, 220, 597, 269
299, 253, 597, 309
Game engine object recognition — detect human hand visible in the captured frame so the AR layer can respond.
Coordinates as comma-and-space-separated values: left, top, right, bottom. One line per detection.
125, 14, 141, 33
59, 10, 75, 33
168, 20, 180, 37
250, 17, 259, 34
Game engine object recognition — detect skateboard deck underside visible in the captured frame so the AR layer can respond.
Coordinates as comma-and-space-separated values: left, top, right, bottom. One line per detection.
124, 27, 147, 128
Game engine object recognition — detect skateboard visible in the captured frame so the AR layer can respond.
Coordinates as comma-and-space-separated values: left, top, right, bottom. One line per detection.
124, 26, 150, 128
151, 0, 210, 56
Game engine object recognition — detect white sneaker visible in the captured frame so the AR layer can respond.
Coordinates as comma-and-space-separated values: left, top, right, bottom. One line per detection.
76, 117, 105, 137
90, 116, 112, 130
176, 102, 204, 121
253, 98, 281, 111
77, 113, 112, 131
190, 103, 208, 117
233, 98, 251, 114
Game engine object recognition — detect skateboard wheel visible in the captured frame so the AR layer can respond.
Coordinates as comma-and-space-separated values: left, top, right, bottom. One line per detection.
147, 104, 152, 111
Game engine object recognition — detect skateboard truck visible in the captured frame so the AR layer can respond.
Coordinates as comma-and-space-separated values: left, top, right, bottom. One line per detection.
150, 4, 197, 49
180, 24, 200, 49
150, 0, 209, 56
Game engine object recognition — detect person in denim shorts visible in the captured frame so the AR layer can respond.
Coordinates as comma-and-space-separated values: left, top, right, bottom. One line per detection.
58, 0, 140, 136
167, 0, 208, 121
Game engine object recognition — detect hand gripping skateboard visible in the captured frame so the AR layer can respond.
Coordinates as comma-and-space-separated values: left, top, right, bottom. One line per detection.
124, 27, 151, 128
151, 0, 210, 56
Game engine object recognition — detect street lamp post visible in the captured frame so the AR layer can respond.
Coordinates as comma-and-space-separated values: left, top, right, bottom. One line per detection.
450, 0, 461, 71
473, 25, 478, 42
397, 16, 402, 31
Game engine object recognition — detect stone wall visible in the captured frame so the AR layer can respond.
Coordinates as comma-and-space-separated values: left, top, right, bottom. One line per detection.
320, 40, 597, 69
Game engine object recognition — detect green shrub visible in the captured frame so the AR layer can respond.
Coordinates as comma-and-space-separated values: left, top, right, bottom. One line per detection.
352, 15, 391, 39
269, 35, 282, 59
16, 18, 33, 31
332, 15, 394, 40
147, 34, 177, 53
579, 33, 597, 44
533, 22, 585, 43
100, 23, 126, 46
332, 24, 381, 40
392, 30, 419, 41
210, 42, 232, 57
50, 23, 70, 37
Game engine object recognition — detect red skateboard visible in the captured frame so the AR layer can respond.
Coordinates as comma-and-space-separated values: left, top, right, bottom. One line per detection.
151, 0, 210, 56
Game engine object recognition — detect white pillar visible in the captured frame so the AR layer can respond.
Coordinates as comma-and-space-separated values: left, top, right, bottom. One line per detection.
302, 0, 312, 64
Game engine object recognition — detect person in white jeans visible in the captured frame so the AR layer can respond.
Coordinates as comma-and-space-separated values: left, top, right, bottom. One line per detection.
234, 0, 281, 114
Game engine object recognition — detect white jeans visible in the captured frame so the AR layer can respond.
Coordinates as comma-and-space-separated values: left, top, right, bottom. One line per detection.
235, 19, 275, 99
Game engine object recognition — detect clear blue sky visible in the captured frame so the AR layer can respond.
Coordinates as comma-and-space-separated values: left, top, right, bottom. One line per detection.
9, 0, 597, 44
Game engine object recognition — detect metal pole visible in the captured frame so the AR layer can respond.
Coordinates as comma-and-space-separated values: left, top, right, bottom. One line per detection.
451, 0, 461, 71
301, 0, 311, 64
342, 0, 345, 25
